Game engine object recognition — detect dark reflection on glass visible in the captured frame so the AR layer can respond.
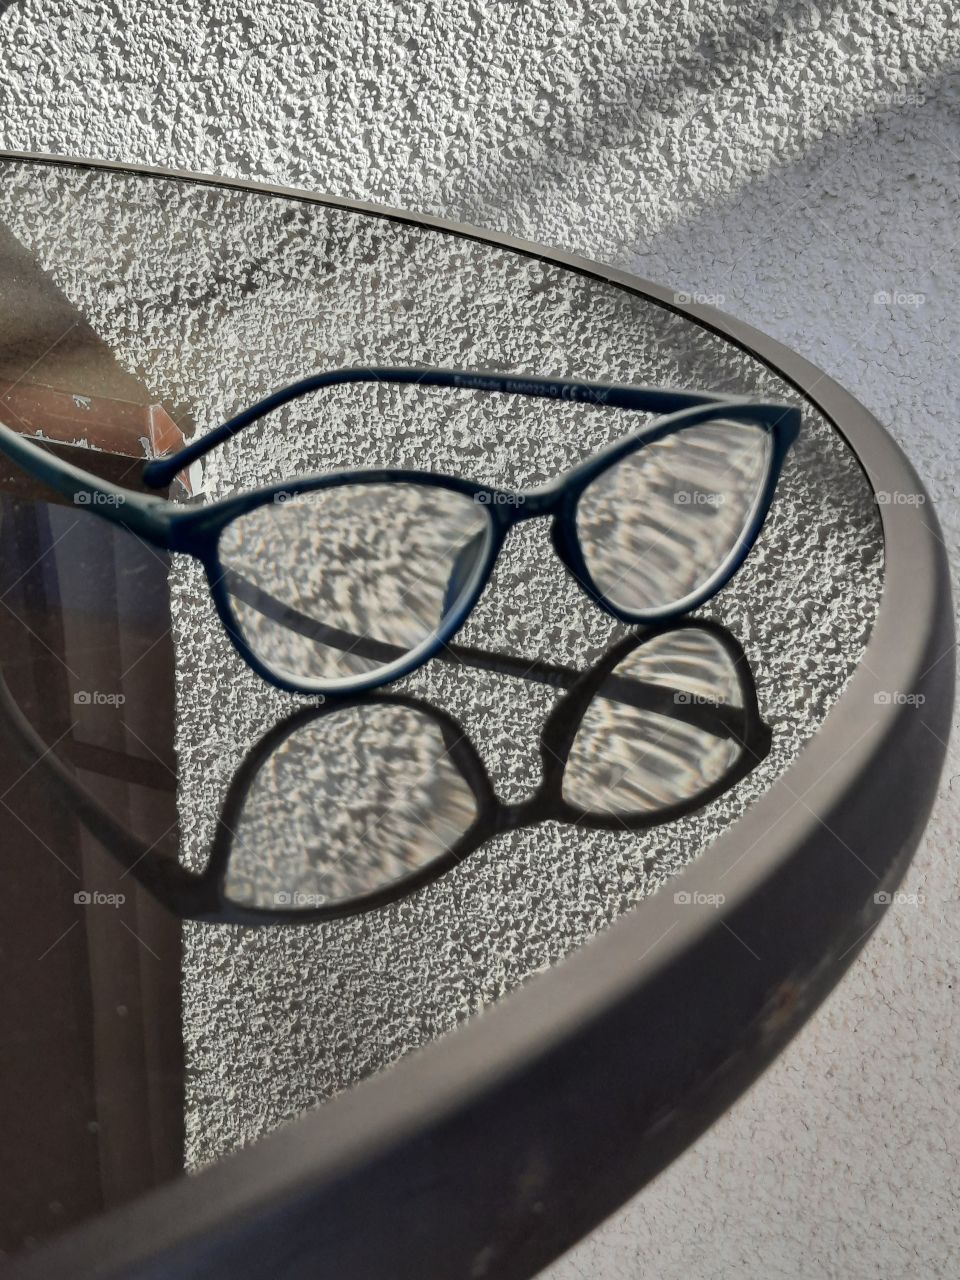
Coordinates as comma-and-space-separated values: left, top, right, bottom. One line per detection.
0, 620, 770, 927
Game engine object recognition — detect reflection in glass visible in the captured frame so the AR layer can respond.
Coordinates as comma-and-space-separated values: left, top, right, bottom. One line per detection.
219, 482, 491, 687
563, 628, 745, 814
0, 616, 770, 924
225, 704, 478, 909
216, 622, 769, 915
576, 419, 772, 614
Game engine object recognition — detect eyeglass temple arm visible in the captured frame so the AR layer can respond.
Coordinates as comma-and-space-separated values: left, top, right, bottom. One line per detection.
141, 366, 736, 490
224, 570, 749, 741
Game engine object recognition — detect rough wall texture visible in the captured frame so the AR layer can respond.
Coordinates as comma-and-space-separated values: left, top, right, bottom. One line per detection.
0, 3, 957, 1278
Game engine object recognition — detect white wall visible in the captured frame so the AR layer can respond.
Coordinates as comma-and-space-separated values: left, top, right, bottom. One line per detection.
1, 3, 957, 1276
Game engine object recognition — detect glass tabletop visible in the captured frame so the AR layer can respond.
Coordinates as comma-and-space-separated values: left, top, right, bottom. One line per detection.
0, 157, 884, 1258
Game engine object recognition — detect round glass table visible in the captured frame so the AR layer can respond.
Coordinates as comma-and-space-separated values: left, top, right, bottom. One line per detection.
0, 154, 951, 1280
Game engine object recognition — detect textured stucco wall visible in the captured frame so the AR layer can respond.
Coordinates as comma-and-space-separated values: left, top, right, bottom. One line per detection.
0, 3, 957, 1278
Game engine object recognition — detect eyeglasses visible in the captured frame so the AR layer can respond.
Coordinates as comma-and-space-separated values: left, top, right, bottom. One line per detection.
1, 619, 771, 925
0, 366, 800, 697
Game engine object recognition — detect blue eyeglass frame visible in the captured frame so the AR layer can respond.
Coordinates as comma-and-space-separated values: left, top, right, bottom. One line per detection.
0, 365, 801, 696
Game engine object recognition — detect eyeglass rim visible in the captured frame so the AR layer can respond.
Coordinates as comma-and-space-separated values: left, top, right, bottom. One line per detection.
193, 399, 797, 697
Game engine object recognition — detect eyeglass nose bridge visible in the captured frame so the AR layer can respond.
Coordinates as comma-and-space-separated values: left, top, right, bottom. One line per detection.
480, 479, 591, 594
499, 479, 568, 523
489, 481, 588, 582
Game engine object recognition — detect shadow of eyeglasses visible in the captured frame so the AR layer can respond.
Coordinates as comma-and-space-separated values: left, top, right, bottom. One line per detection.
0, 619, 770, 926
